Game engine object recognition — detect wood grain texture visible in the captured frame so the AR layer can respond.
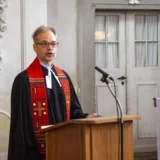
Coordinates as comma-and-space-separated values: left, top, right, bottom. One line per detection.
44, 115, 139, 160
46, 124, 83, 160
91, 121, 133, 160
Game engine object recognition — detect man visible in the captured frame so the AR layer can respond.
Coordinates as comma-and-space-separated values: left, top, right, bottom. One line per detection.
8, 25, 96, 160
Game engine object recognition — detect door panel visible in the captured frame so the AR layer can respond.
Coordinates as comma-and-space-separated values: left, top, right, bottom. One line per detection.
126, 11, 160, 152
95, 12, 126, 117
95, 10, 160, 152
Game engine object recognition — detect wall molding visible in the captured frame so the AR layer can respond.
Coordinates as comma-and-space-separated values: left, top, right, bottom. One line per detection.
0, 0, 8, 33
136, 82, 158, 138
20, 0, 26, 71
0, 109, 10, 119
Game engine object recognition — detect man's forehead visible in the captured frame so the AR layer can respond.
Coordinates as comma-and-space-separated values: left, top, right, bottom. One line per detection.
37, 31, 57, 41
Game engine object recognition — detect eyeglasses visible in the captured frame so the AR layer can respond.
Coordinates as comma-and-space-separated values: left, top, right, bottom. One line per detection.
35, 41, 59, 48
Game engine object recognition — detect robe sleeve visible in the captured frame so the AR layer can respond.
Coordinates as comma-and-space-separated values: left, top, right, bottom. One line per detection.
63, 71, 88, 119
7, 71, 40, 160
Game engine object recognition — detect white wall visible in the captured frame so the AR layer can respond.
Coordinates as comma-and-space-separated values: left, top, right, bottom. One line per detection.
24, 0, 47, 68
0, 0, 21, 156
0, 0, 47, 157
47, 0, 78, 89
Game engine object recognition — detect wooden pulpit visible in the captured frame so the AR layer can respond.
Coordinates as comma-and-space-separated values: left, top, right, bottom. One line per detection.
40, 115, 140, 160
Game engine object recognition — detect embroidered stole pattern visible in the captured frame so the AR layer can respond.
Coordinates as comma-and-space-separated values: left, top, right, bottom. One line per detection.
26, 58, 71, 159
54, 66, 71, 120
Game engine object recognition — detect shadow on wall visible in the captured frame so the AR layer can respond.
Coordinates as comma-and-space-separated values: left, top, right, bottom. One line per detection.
0, 110, 10, 160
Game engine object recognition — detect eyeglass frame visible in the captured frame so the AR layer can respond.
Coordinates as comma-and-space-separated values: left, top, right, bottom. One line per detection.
35, 41, 59, 48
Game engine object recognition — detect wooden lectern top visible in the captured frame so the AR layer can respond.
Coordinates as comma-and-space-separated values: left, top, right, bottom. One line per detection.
39, 115, 140, 133
71, 115, 140, 124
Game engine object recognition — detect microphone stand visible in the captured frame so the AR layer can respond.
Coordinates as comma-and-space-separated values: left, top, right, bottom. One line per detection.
100, 75, 124, 160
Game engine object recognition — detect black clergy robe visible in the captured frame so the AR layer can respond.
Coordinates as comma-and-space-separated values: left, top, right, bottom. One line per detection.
7, 66, 88, 160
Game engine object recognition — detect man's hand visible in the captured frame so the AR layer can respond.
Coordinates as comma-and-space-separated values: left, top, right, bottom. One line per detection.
86, 113, 97, 118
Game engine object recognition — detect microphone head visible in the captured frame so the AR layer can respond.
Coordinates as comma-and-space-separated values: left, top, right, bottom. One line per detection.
95, 66, 109, 77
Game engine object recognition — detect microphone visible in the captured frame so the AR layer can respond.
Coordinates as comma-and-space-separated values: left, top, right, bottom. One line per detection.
95, 66, 114, 81
95, 66, 109, 77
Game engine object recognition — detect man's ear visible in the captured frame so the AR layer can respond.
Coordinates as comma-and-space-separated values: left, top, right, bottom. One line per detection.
33, 44, 37, 52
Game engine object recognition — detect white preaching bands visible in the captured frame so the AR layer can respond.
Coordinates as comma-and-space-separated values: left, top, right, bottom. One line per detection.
40, 62, 61, 89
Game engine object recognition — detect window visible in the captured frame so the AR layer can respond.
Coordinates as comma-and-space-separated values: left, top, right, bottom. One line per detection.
95, 15, 119, 69
135, 15, 159, 67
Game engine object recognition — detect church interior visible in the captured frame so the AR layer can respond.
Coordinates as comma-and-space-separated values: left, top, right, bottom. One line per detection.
0, 0, 160, 159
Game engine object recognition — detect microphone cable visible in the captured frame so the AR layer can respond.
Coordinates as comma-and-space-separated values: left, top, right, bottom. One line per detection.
106, 80, 124, 160
112, 79, 121, 160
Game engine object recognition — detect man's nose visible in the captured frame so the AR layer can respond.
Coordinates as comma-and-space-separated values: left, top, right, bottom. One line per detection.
47, 44, 53, 49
